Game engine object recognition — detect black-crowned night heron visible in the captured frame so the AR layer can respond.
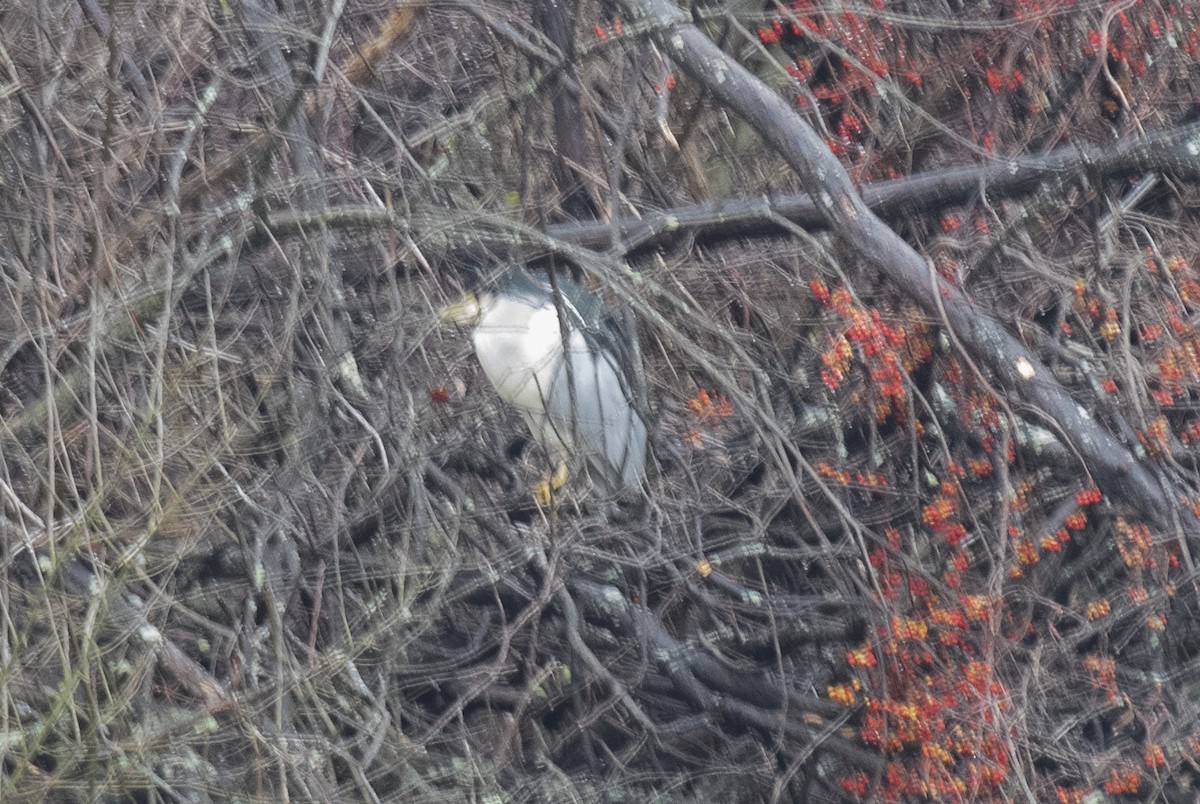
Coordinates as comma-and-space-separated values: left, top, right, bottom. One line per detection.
441, 270, 647, 504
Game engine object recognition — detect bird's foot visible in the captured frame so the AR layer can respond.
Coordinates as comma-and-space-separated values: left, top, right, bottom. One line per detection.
534, 462, 570, 507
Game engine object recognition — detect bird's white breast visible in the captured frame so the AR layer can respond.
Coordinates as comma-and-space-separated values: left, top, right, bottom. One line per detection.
472, 298, 570, 420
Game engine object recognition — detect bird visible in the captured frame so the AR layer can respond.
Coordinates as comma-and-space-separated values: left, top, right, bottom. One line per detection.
441, 269, 647, 504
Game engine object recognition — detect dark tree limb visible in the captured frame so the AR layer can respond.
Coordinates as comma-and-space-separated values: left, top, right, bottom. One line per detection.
569, 577, 880, 771
246, 113, 1198, 262
619, 0, 1193, 530
534, 0, 601, 221
547, 120, 1200, 253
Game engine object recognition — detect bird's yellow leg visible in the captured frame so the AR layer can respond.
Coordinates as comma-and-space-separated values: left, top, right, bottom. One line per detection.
534, 462, 570, 507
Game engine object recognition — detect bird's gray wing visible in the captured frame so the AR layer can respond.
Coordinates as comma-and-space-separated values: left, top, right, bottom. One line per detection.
548, 345, 647, 497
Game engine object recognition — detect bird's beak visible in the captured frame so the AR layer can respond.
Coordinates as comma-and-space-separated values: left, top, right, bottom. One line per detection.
439, 292, 481, 325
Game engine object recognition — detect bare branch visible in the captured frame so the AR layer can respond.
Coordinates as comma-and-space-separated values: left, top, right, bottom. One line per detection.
620, 0, 1189, 529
